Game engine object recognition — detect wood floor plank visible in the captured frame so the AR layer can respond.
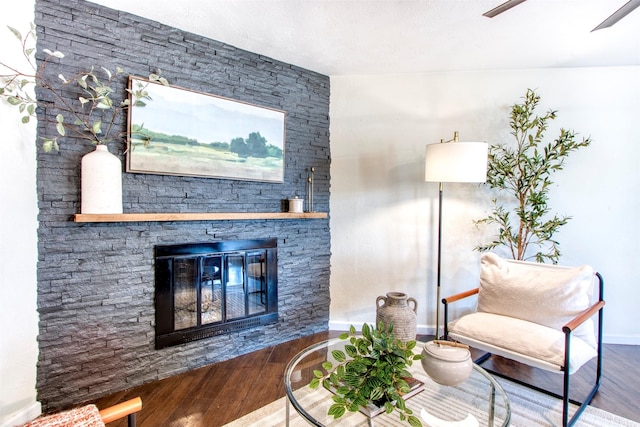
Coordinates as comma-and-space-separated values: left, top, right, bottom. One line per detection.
90, 332, 640, 426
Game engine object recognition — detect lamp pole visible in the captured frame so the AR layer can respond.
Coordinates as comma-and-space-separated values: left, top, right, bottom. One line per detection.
435, 180, 443, 339
425, 132, 488, 341
434, 132, 457, 340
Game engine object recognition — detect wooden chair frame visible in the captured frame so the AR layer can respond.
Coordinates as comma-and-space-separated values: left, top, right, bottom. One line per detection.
99, 397, 142, 427
443, 272, 604, 427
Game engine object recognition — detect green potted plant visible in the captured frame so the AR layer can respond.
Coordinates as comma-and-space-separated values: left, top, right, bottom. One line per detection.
310, 323, 424, 427
474, 88, 591, 263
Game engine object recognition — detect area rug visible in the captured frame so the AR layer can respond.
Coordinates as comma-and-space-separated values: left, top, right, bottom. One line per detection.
223, 378, 640, 427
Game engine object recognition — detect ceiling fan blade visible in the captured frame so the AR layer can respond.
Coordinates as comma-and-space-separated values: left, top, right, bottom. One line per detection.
592, 0, 640, 31
483, 0, 527, 18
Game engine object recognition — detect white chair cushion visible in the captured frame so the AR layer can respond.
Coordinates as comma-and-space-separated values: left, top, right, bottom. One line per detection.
477, 252, 596, 348
448, 312, 597, 374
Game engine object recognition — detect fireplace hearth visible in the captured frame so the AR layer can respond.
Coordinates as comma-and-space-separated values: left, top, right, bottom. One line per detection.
154, 239, 278, 349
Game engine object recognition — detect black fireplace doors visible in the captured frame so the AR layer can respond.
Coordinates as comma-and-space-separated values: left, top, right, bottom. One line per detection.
155, 239, 277, 349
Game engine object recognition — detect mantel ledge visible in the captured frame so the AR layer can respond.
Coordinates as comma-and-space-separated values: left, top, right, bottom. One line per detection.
73, 212, 328, 223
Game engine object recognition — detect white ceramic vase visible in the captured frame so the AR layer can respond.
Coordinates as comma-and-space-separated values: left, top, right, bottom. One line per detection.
81, 145, 123, 214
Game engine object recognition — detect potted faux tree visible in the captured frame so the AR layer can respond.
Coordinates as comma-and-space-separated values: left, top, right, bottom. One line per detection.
475, 89, 591, 263
310, 323, 423, 426
0, 24, 167, 213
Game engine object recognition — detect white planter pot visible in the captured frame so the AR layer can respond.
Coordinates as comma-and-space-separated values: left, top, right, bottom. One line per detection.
81, 145, 123, 214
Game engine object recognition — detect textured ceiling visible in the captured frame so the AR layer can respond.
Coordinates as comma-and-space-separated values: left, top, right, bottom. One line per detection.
90, 0, 640, 75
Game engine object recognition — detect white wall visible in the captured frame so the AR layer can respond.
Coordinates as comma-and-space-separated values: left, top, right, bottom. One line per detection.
0, 1, 41, 425
329, 67, 640, 345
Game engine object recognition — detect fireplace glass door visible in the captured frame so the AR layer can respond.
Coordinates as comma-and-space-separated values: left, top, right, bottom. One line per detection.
172, 252, 268, 332
155, 239, 278, 349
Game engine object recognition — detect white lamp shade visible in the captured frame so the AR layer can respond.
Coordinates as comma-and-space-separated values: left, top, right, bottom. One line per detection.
424, 141, 488, 183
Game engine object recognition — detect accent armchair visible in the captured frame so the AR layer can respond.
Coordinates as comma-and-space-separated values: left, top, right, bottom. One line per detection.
443, 252, 604, 427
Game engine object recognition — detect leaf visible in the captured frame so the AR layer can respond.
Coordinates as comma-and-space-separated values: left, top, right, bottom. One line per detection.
309, 378, 320, 389
92, 120, 102, 135
41, 137, 59, 152
328, 404, 345, 419
55, 116, 65, 136
331, 350, 346, 363
408, 415, 423, 427
97, 98, 113, 109
369, 387, 384, 401
58, 74, 68, 84
330, 394, 345, 405
362, 323, 371, 339
78, 76, 88, 90
42, 139, 53, 153
7, 96, 22, 105
8, 26, 22, 41
101, 66, 112, 80
21, 116, 30, 124
344, 344, 358, 358
321, 361, 333, 371
42, 48, 54, 56
313, 369, 323, 379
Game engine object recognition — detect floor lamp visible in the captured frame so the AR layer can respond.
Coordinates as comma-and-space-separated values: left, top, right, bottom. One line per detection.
424, 132, 488, 339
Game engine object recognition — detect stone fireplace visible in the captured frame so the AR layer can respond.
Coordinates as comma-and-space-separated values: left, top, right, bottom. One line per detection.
34, 0, 330, 413
154, 239, 278, 349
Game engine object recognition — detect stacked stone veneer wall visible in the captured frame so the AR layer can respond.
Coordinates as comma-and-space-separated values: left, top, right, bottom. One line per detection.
34, 0, 330, 412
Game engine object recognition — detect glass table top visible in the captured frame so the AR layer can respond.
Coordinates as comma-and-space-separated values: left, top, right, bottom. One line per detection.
284, 338, 511, 426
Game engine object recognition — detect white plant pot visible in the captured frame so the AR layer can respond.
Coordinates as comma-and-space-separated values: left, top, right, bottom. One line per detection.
81, 145, 123, 214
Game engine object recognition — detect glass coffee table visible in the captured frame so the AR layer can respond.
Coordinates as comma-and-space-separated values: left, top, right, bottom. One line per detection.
284, 338, 511, 426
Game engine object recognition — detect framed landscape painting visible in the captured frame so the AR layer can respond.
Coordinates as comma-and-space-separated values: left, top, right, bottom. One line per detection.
126, 77, 286, 182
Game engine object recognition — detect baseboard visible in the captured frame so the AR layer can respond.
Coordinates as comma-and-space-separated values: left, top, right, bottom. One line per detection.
602, 334, 640, 345
0, 401, 41, 427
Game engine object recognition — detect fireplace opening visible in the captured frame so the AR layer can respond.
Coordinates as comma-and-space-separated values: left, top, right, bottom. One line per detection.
155, 239, 278, 349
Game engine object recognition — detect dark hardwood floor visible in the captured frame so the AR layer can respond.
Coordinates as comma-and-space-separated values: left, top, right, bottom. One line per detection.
91, 332, 640, 426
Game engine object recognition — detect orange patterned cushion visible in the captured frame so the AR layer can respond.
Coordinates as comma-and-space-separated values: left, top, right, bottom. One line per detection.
21, 405, 105, 427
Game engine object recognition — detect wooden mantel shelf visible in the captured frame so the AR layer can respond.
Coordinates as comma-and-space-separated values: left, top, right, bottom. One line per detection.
73, 212, 328, 223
